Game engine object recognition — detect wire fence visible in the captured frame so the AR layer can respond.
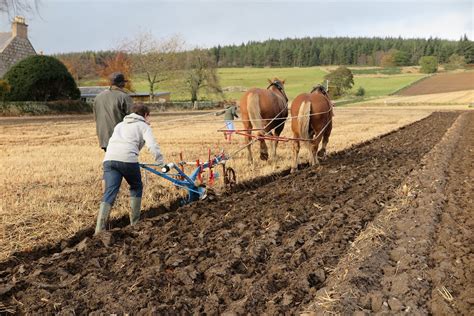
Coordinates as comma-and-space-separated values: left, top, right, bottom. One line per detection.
147, 100, 234, 112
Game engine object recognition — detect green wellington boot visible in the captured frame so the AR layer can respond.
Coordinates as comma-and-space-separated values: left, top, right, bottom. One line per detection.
130, 197, 142, 226
95, 202, 112, 234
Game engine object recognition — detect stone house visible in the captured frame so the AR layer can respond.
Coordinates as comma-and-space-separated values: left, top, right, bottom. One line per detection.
0, 16, 36, 78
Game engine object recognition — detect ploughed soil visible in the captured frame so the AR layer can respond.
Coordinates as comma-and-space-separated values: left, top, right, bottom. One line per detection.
1, 112, 472, 315
397, 71, 474, 96
427, 111, 474, 314
307, 111, 473, 314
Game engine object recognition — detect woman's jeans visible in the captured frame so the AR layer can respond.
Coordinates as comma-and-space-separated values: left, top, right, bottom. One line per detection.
102, 161, 142, 204
225, 120, 235, 131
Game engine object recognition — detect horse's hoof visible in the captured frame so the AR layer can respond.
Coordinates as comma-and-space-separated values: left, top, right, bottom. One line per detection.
310, 161, 320, 168
290, 168, 296, 173
260, 153, 269, 161
317, 149, 326, 158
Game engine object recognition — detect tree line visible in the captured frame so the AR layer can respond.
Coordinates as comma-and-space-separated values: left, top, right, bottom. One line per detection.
55, 36, 473, 81
209, 35, 474, 67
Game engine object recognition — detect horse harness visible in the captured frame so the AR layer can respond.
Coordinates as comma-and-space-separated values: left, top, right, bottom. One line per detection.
310, 84, 329, 96
267, 80, 289, 103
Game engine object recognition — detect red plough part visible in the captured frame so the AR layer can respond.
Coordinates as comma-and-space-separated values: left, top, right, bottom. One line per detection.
177, 151, 236, 192
218, 128, 291, 142
218, 128, 323, 142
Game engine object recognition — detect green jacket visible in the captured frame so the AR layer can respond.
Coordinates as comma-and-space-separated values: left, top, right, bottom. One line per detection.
93, 86, 133, 148
217, 105, 239, 120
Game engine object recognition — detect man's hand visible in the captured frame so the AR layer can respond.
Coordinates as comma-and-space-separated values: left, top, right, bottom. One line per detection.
156, 157, 165, 166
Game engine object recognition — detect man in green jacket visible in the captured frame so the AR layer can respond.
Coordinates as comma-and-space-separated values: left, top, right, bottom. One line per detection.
93, 72, 133, 151
216, 103, 239, 143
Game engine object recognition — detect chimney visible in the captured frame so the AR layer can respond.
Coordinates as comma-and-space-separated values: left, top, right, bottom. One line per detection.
12, 16, 28, 39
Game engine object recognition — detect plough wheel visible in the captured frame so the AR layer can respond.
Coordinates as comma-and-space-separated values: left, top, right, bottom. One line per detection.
224, 166, 237, 191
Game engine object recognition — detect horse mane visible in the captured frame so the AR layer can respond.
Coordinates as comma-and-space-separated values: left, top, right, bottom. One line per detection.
310, 84, 328, 95
267, 78, 288, 102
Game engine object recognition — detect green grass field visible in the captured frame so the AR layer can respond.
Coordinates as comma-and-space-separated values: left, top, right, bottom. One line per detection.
351, 74, 425, 98
350, 67, 402, 75
80, 67, 426, 101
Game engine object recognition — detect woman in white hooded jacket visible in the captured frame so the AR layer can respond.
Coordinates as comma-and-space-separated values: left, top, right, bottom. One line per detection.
95, 104, 164, 234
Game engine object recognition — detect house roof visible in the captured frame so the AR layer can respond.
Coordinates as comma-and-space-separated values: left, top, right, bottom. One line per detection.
79, 86, 170, 98
0, 32, 12, 52
79, 86, 108, 96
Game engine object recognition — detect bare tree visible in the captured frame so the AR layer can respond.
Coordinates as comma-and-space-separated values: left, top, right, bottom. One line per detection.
0, 0, 39, 15
185, 49, 223, 105
59, 54, 96, 83
122, 32, 183, 101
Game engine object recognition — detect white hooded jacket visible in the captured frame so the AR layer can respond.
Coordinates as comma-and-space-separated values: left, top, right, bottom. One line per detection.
104, 113, 164, 164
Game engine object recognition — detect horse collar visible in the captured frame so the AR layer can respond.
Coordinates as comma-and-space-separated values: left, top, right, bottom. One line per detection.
310, 84, 328, 95
267, 82, 288, 102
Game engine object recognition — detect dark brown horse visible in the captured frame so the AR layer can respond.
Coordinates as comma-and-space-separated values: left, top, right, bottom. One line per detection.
290, 85, 333, 172
239, 78, 289, 163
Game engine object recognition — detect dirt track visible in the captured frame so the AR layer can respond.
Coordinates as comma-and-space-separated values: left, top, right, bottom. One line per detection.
1, 111, 472, 314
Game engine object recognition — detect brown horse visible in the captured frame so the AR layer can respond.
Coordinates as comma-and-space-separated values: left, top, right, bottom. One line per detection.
290, 85, 333, 172
239, 78, 289, 163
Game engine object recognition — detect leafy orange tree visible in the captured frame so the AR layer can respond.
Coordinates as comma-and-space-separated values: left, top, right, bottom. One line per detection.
97, 52, 134, 91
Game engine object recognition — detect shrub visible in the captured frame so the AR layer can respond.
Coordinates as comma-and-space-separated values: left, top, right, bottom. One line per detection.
419, 56, 438, 74
324, 66, 354, 99
355, 86, 366, 96
0, 100, 91, 116
3, 55, 81, 101
46, 100, 92, 113
0, 102, 50, 115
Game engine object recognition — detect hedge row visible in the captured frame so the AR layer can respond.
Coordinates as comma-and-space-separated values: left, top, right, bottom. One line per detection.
0, 100, 92, 116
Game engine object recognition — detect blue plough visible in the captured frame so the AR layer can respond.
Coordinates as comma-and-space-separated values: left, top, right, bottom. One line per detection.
139, 152, 235, 205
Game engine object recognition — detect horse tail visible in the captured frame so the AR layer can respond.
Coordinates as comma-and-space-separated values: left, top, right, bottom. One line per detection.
298, 100, 312, 140
247, 93, 264, 135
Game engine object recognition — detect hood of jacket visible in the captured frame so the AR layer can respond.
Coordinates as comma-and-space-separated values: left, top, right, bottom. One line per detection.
124, 113, 146, 124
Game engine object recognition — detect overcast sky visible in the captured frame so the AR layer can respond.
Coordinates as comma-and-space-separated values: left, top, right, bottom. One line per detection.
1, 0, 472, 54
